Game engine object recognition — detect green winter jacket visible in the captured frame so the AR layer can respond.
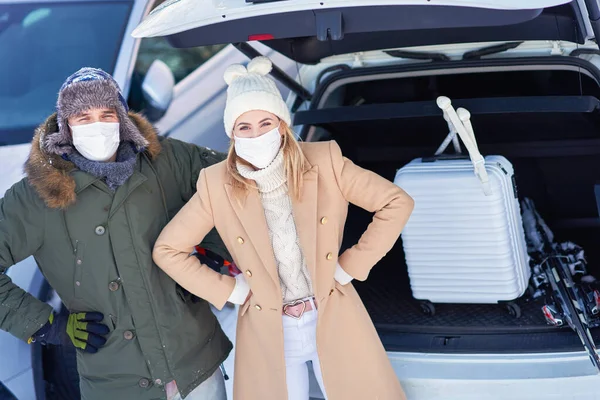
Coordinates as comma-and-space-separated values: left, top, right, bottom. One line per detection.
0, 113, 233, 399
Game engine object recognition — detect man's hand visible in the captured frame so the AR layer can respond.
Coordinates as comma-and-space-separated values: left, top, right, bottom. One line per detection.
194, 246, 226, 272
176, 246, 230, 304
30, 312, 110, 353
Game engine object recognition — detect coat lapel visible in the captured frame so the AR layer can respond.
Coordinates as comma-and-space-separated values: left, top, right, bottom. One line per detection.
72, 170, 101, 194
292, 165, 319, 287
225, 184, 280, 287
109, 170, 147, 219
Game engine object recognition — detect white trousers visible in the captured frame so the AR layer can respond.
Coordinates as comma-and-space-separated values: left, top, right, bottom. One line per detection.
169, 367, 226, 400
283, 301, 328, 400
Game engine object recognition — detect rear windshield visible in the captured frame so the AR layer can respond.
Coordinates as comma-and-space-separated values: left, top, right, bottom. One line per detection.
0, 1, 131, 146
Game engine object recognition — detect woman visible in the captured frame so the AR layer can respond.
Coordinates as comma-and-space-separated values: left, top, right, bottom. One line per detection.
152, 56, 415, 400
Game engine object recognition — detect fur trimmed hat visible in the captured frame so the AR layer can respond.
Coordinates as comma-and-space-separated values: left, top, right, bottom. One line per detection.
44, 67, 148, 155
223, 56, 291, 137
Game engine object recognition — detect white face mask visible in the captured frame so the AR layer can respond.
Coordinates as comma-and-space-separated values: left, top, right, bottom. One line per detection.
234, 125, 282, 169
70, 122, 120, 162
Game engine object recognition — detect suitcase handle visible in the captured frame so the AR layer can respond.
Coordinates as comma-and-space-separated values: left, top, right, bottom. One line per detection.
435, 107, 463, 156
436, 96, 492, 196
422, 154, 470, 162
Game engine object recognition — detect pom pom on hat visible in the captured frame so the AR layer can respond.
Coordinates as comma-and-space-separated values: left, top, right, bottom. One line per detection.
222, 56, 291, 137
247, 56, 273, 75
223, 64, 248, 85
223, 56, 274, 85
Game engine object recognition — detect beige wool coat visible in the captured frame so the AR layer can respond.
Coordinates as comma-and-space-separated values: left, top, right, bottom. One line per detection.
153, 140, 415, 400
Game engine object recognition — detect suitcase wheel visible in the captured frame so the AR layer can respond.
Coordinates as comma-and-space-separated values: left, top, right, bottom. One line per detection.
505, 302, 522, 319
419, 300, 436, 316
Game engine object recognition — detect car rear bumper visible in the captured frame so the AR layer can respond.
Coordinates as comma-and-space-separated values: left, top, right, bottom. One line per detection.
390, 351, 600, 399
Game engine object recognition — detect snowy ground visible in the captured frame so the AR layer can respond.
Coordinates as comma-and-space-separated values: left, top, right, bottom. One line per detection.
0, 142, 30, 196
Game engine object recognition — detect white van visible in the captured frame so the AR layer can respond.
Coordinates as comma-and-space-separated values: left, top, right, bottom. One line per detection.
133, 0, 600, 399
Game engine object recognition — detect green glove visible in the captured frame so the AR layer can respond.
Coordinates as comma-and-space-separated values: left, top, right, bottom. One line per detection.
30, 311, 109, 353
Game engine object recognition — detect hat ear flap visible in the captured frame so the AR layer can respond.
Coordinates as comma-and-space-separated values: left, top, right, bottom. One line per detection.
224, 64, 248, 85
247, 56, 272, 76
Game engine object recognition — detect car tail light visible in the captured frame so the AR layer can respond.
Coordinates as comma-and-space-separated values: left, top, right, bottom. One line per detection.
248, 34, 274, 41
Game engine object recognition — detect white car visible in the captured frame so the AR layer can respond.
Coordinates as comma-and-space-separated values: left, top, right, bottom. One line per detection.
133, 0, 600, 399
0, 0, 294, 398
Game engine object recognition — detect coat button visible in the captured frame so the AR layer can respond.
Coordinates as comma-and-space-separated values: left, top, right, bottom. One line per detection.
320, 217, 328, 225
76, 259, 82, 265
245, 270, 252, 277
75, 281, 81, 286
154, 379, 162, 386
109, 281, 120, 292
95, 226, 106, 236
237, 237, 245, 244
124, 330, 135, 340
138, 378, 150, 388
326, 252, 333, 260
254, 304, 262, 311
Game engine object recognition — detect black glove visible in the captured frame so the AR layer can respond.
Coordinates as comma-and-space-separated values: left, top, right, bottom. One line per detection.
176, 247, 227, 303
30, 312, 110, 354
195, 246, 226, 272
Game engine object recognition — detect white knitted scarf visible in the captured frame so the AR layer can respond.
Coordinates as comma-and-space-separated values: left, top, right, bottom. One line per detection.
237, 151, 313, 302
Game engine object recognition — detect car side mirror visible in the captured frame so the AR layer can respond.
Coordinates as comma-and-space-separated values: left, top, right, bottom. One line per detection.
142, 59, 175, 122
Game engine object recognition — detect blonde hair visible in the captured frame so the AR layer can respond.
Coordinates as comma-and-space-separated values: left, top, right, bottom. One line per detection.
227, 121, 305, 201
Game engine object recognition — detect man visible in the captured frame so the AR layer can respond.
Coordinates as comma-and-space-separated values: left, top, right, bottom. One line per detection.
0, 68, 232, 400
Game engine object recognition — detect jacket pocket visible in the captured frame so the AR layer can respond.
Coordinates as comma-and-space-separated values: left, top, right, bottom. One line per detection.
175, 284, 187, 304
108, 314, 117, 331
73, 241, 86, 299
334, 281, 347, 296
239, 296, 252, 317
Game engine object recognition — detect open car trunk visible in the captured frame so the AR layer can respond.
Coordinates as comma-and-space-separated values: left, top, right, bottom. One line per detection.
130, 0, 600, 361
297, 56, 600, 353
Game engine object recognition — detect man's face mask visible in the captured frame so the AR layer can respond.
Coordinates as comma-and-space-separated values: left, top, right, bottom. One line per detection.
70, 122, 120, 162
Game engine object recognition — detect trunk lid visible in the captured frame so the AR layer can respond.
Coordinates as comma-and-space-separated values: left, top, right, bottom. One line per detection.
132, 0, 587, 64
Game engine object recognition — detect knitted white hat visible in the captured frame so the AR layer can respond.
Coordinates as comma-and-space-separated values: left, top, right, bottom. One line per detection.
223, 56, 291, 137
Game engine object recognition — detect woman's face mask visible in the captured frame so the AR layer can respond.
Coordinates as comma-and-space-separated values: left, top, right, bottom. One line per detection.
70, 122, 121, 162
234, 124, 281, 169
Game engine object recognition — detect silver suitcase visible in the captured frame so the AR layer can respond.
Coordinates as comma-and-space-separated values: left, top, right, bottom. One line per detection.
394, 97, 530, 316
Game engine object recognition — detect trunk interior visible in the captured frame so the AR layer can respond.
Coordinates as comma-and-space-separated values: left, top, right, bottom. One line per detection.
302, 60, 600, 352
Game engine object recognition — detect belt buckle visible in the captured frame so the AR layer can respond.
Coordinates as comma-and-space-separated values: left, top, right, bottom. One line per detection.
283, 299, 307, 319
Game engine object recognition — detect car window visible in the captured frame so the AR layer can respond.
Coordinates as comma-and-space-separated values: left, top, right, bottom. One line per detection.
127, 36, 225, 112
0, 1, 132, 146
